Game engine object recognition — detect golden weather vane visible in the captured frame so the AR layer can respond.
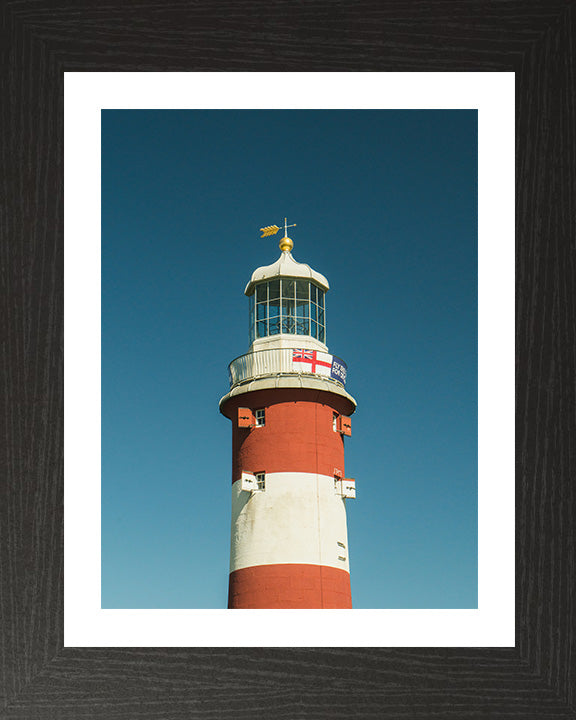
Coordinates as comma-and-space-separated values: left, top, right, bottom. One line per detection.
259, 218, 297, 252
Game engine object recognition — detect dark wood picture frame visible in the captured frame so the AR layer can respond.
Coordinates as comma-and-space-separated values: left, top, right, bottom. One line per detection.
2, 2, 575, 717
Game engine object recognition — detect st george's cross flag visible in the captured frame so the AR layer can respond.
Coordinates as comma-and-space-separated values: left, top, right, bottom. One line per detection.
292, 349, 348, 386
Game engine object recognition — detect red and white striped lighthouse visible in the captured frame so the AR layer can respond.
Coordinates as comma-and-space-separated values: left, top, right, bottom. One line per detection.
220, 221, 356, 609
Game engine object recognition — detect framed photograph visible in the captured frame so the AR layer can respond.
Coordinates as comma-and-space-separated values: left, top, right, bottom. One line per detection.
3, 3, 574, 717
66, 74, 511, 649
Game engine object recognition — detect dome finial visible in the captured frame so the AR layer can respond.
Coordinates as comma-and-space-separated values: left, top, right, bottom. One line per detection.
279, 217, 296, 252
259, 217, 296, 252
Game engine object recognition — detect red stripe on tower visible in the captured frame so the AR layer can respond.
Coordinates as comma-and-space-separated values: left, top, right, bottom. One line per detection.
219, 222, 357, 609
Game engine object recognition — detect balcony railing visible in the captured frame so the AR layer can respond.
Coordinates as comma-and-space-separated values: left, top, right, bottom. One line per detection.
228, 348, 347, 389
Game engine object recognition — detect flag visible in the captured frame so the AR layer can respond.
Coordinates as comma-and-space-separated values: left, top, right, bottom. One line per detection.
292, 349, 333, 378
292, 349, 348, 385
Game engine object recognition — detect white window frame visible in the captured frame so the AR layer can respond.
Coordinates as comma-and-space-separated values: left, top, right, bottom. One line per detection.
254, 408, 265, 427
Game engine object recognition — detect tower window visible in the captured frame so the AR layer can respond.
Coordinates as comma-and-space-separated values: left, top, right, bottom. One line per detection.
255, 408, 265, 426
333, 412, 338, 431
255, 472, 266, 491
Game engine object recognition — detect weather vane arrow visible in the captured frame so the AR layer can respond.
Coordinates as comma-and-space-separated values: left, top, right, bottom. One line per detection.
259, 224, 281, 238
260, 218, 296, 238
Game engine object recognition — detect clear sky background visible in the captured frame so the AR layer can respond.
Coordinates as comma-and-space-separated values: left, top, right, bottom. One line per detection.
101, 109, 477, 609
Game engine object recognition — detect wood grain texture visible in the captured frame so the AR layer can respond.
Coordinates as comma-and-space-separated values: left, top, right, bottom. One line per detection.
1, 0, 575, 717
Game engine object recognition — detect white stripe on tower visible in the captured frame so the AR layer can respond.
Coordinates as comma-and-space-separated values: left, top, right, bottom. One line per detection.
230, 472, 350, 572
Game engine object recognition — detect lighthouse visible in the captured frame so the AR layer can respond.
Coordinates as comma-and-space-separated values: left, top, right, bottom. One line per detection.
219, 220, 357, 609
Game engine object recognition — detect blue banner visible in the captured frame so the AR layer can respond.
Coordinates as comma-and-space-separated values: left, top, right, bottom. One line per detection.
330, 356, 347, 386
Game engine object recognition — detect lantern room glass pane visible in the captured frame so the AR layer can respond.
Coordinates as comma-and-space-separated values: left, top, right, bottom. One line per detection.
319, 324, 325, 342
257, 303, 267, 321
269, 279, 280, 300
296, 280, 309, 300
269, 297, 280, 318
282, 298, 295, 317
256, 320, 267, 338
282, 278, 295, 301
317, 289, 324, 308
282, 297, 295, 333
248, 294, 255, 343
256, 283, 267, 303
310, 320, 317, 338
296, 298, 308, 316
269, 300, 280, 334
296, 298, 309, 336
296, 319, 309, 335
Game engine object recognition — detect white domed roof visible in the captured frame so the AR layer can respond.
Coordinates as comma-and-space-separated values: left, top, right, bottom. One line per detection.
244, 250, 329, 296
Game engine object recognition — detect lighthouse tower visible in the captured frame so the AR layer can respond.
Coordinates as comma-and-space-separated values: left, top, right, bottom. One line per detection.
219, 221, 357, 609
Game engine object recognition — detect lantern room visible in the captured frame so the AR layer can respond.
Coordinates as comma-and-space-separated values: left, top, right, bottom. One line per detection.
248, 278, 326, 343
244, 242, 330, 352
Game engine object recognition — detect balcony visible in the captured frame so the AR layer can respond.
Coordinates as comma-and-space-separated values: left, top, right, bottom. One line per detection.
228, 348, 348, 390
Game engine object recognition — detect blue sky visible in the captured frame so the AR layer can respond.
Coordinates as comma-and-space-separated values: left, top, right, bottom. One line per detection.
101, 109, 477, 609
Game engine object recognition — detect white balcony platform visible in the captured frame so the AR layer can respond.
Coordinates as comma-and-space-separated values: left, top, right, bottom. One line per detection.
221, 348, 356, 411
